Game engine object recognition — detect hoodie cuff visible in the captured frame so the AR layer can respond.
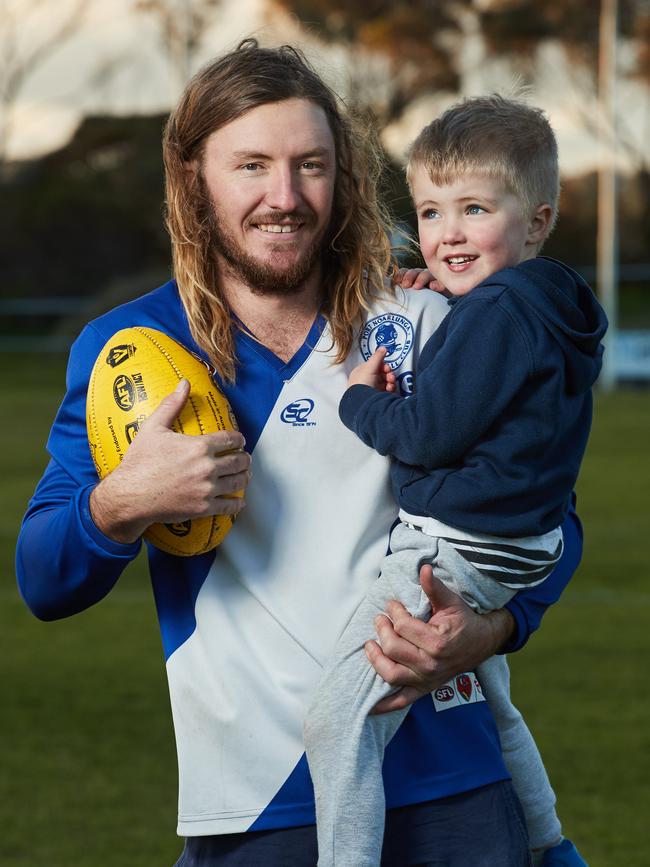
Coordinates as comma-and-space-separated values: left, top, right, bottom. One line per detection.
338, 384, 377, 430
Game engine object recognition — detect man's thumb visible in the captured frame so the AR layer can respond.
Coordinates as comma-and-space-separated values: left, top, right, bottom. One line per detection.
151, 378, 190, 429
419, 566, 457, 613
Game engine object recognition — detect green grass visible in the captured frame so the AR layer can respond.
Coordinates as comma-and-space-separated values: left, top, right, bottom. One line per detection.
1, 355, 179, 866
1, 355, 648, 865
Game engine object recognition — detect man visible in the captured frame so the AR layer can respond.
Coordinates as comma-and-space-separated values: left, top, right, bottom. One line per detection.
17, 40, 582, 866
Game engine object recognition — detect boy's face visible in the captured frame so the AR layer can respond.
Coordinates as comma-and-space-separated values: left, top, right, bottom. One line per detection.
410, 167, 540, 297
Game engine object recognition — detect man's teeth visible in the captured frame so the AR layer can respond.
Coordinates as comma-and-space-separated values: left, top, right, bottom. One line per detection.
258, 224, 297, 233
448, 256, 475, 264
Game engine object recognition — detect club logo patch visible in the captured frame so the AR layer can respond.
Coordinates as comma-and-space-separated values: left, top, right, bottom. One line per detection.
360, 313, 413, 371
397, 371, 415, 396
455, 674, 473, 702
280, 398, 316, 427
431, 672, 486, 712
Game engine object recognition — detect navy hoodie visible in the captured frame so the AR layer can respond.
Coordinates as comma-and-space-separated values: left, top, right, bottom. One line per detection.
339, 257, 608, 537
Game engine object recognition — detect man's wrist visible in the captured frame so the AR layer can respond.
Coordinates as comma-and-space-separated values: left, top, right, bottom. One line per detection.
485, 607, 516, 656
89, 478, 148, 545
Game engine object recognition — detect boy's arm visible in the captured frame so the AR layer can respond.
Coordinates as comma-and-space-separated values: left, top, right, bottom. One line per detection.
339, 298, 531, 468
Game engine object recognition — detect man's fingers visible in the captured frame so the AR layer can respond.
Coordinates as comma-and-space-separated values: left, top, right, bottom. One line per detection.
381, 601, 447, 651
212, 467, 250, 497
210, 494, 247, 516
370, 686, 423, 715
204, 429, 247, 455
148, 378, 190, 429
364, 638, 405, 685
419, 567, 463, 614
370, 617, 438, 677
210, 447, 250, 475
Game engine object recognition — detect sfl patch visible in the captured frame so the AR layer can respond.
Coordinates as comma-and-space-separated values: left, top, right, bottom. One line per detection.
431, 673, 486, 712
360, 313, 413, 371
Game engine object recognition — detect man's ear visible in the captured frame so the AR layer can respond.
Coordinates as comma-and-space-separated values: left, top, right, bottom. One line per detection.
527, 203, 553, 246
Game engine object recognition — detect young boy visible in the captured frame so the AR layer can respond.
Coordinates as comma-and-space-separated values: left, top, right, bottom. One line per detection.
303, 95, 607, 867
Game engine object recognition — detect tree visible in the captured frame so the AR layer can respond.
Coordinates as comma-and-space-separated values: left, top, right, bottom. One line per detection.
269, 0, 473, 124
133, 0, 221, 93
270, 0, 650, 133
0, 0, 90, 170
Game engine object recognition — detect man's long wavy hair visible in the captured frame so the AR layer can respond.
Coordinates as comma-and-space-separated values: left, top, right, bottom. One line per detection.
163, 39, 395, 383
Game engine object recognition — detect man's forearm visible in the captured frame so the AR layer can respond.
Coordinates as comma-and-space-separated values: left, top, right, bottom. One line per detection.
484, 607, 516, 657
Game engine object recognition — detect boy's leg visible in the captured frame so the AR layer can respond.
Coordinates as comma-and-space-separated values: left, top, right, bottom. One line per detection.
477, 654, 562, 851
303, 530, 436, 867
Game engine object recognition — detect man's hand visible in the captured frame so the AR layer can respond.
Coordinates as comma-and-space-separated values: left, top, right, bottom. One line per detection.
90, 379, 251, 544
348, 348, 397, 392
366, 565, 515, 714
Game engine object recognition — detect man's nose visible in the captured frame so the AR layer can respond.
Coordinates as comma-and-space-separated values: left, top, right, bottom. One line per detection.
266, 167, 302, 212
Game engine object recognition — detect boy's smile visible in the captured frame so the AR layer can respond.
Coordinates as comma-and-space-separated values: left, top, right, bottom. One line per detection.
410, 169, 543, 296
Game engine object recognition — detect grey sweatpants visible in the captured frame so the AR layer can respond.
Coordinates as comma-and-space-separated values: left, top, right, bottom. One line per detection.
303, 520, 563, 867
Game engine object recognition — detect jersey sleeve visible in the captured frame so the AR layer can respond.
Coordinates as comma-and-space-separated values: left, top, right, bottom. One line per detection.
16, 324, 141, 621
501, 495, 583, 652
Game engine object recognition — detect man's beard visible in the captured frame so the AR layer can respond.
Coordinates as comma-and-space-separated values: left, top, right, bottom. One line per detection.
199, 177, 329, 297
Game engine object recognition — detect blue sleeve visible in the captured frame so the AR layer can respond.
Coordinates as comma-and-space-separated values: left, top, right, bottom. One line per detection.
339, 300, 532, 468
15, 324, 141, 621
501, 496, 583, 653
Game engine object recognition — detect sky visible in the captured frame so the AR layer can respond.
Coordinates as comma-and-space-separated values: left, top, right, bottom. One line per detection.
4, 0, 649, 175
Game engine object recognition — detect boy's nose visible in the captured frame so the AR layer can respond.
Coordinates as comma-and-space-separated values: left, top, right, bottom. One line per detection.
441, 219, 466, 245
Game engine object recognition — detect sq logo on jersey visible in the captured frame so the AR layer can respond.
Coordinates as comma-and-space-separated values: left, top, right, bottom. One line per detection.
280, 398, 316, 427
360, 313, 413, 371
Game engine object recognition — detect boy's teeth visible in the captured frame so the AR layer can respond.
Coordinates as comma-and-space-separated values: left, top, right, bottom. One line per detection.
258, 224, 296, 233
448, 256, 474, 264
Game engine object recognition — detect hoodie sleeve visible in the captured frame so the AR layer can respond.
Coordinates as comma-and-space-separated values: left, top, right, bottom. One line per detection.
16, 325, 141, 621
339, 296, 533, 468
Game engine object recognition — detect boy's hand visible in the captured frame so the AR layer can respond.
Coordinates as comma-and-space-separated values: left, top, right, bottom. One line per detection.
396, 267, 451, 297
348, 348, 397, 392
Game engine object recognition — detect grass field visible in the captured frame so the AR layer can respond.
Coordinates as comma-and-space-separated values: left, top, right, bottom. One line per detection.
1, 354, 648, 866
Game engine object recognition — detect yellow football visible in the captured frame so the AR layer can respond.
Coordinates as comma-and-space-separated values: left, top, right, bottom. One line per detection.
86, 327, 241, 556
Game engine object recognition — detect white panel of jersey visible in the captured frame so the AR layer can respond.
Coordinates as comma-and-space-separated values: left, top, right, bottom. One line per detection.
166, 288, 449, 835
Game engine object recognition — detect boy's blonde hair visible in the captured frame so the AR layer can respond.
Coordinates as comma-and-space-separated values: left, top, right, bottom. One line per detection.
407, 94, 560, 237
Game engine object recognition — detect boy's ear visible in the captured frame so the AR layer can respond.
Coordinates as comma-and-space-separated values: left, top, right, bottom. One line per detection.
527, 203, 553, 246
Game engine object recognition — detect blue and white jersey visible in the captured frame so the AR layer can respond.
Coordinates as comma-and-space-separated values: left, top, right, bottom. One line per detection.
17, 279, 583, 837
